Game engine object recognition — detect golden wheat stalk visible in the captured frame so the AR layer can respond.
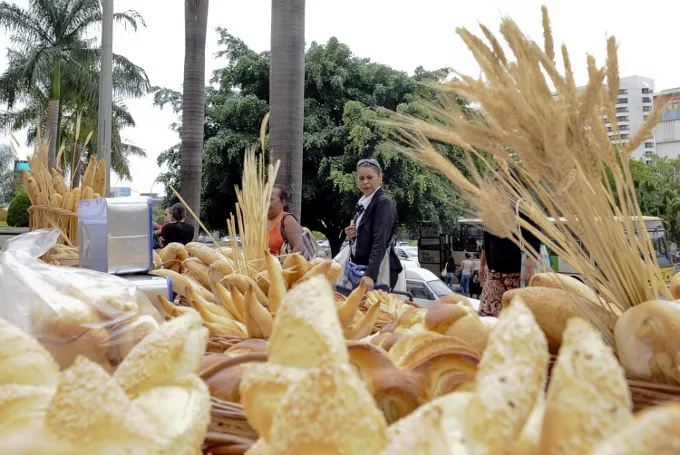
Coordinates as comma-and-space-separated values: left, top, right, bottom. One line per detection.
387, 5, 672, 343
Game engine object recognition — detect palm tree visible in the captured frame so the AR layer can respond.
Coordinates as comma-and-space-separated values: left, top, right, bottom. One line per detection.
181, 0, 210, 236
0, 0, 146, 170
270, 0, 306, 220
0, 143, 16, 205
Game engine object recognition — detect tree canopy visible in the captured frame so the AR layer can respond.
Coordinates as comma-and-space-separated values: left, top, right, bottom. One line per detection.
155, 29, 465, 253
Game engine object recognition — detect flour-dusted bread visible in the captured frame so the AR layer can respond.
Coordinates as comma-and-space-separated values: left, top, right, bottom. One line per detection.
591, 403, 680, 455
539, 318, 632, 455
268, 361, 388, 455
465, 297, 549, 455
0, 317, 59, 386
267, 276, 348, 368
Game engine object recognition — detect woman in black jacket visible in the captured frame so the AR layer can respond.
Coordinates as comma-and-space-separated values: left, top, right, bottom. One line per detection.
344, 159, 402, 292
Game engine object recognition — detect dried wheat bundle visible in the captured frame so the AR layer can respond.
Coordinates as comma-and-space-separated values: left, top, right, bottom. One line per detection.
227, 114, 280, 276
387, 6, 672, 342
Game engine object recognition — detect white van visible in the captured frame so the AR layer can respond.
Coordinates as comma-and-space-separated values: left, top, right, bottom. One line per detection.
393, 266, 479, 311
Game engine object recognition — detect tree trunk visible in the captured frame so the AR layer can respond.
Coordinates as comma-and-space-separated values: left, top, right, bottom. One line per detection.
181, 0, 210, 238
270, 0, 306, 222
71, 145, 84, 188
46, 62, 61, 171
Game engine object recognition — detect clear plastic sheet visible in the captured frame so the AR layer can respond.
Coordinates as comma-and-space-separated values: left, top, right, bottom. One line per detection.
0, 229, 164, 373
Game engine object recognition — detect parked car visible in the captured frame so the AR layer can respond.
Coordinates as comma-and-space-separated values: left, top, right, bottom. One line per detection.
394, 246, 420, 268
393, 267, 479, 311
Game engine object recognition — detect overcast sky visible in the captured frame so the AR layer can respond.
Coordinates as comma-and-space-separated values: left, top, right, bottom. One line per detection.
1, 0, 678, 195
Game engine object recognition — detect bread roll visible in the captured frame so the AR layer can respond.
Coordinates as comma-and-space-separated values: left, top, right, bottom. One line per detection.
540, 318, 632, 455
670, 271, 680, 300
268, 276, 348, 368
509, 395, 546, 455
0, 384, 54, 433
45, 356, 155, 449
0, 318, 59, 386
396, 335, 480, 370
385, 391, 473, 454
267, 362, 388, 455
344, 302, 380, 340
424, 303, 489, 353
347, 343, 420, 423
200, 353, 245, 403
240, 362, 306, 440
411, 351, 478, 399
591, 403, 680, 455
529, 272, 600, 304
130, 375, 211, 454
502, 287, 617, 353
159, 243, 189, 273
615, 300, 680, 384
114, 312, 208, 398
465, 298, 549, 455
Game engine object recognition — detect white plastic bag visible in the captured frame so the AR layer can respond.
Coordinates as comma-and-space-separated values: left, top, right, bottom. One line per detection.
0, 229, 164, 372
333, 244, 352, 290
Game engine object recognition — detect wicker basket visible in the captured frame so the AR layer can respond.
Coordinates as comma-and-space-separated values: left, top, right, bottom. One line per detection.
28, 205, 78, 246
548, 355, 680, 412
200, 352, 267, 455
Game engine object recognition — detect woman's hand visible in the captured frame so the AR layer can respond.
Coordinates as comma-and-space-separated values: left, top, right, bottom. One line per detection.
345, 225, 357, 241
360, 276, 375, 292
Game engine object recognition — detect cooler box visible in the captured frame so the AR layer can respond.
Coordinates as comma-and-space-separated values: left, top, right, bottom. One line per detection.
78, 196, 154, 274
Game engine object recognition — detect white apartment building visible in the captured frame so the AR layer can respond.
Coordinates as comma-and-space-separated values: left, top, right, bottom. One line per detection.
653, 87, 680, 160
604, 75, 655, 160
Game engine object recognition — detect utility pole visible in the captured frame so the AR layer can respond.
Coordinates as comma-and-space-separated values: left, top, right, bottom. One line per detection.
97, 0, 113, 197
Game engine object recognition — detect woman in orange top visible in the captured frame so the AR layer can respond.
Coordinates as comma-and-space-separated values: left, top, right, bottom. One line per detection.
268, 185, 304, 256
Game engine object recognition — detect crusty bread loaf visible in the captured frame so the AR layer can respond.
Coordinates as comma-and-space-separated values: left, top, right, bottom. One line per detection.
502, 287, 617, 353
529, 272, 600, 304
0, 317, 59, 386
268, 276, 348, 368
615, 300, 680, 384
267, 361, 388, 455
240, 362, 305, 441
395, 307, 426, 332
424, 303, 488, 353
159, 242, 189, 273
590, 403, 680, 455
114, 312, 209, 398
435, 293, 475, 309
396, 336, 480, 370
465, 298, 549, 455
539, 318, 632, 455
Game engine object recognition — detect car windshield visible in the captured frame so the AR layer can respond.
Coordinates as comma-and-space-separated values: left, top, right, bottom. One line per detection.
428, 279, 453, 297
403, 247, 418, 257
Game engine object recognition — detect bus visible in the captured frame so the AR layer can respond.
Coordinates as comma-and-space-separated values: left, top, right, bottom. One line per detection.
451, 216, 675, 285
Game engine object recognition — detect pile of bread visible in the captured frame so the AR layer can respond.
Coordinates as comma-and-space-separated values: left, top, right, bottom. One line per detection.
0, 312, 211, 454
213, 276, 680, 455
504, 272, 680, 385
152, 242, 434, 341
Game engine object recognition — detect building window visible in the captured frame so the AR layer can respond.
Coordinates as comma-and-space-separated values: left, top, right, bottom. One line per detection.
617, 98, 628, 104
642, 97, 652, 103
616, 116, 629, 121
643, 106, 652, 112
644, 115, 649, 120
616, 107, 628, 113
620, 134, 630, 140
645, 142, 654, 148
619, 89, 628, 95
645, 150, 654, 155
668, 100, 680, 111
606, 127, 613, 132
619, 125, 629, 131
642, 88, 652, 94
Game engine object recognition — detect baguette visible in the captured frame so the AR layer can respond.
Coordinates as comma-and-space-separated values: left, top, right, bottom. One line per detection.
81, 186, 94, 200
244, 285, 274, 339
185, 242, 227, 266
82, 156, 96, 189
51, 169, 68, 196
343, 302, 380, 340
93, 158, 106, 197
183, 258, 211, 290
223, 274, 268, 306
264, 250, 287, 314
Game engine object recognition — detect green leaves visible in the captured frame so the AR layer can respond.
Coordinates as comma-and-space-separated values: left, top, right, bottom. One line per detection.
155, 32, 469, 250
